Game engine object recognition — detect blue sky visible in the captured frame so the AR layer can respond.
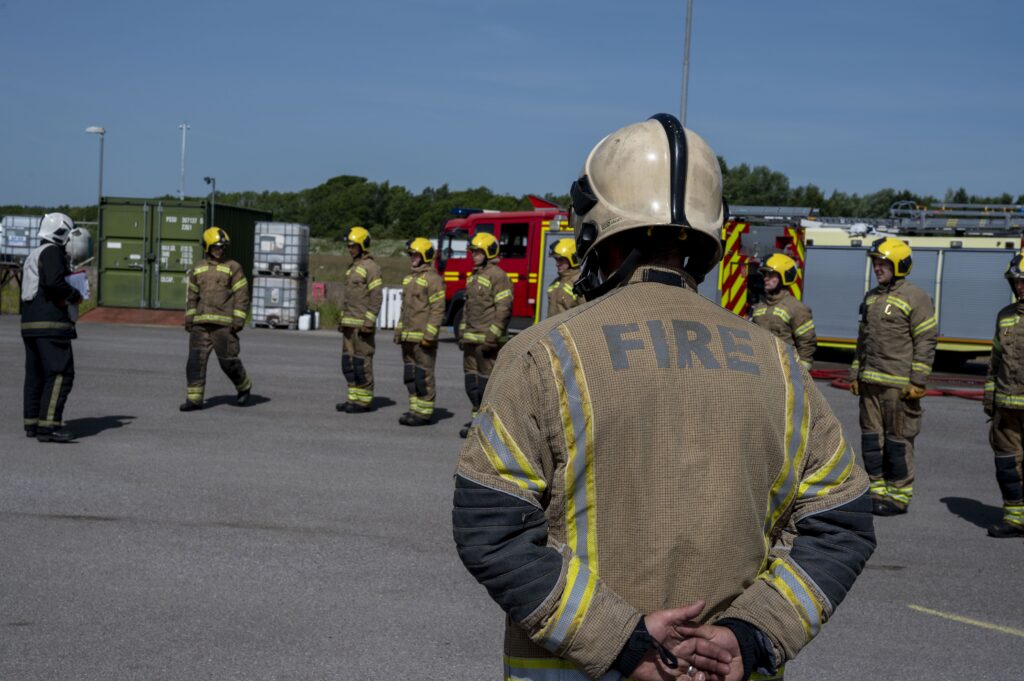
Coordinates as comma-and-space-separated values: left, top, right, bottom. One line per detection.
2, 0, 1022, 207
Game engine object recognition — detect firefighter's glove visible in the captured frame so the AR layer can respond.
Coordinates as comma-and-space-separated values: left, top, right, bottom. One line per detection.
901, 384, 927, 401
849, 379, 859, 396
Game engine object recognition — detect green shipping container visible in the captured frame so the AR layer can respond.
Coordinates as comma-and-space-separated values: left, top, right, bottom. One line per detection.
97, 197, 270, 310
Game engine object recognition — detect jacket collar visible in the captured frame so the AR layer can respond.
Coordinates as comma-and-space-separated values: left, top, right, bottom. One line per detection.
625, 265, 697, 291
765, 288, 789, 305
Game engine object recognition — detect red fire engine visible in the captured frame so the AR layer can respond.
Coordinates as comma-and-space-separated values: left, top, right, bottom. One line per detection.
437, 196, 570, 337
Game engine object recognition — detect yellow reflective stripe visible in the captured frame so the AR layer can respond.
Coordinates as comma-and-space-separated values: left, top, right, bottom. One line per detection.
995, 393, 1024, 408
911, 362, 931, 375
476, 276, 492, 288
862, 370, 910, 386
752, 307, 767, 317
185, 308, 197, 316
415, 277, 428, 286
367, 278, 383, 291
798, 438, 854, 500
851, 359, 860, 370
764, 346, 810, 540
800, 359, 813, 371
428, 290, 445, 303
984, 381, 995, 393
494, 289, 512, 301
888, 296, 912, 315
24, 418, 38, 426
536, 556, 597, 654
772, 307, 791, 323
865, 295, 877, 305
46, 375, 64, 423
562, 283, 577, 298
215, 265, 232, 274
341, 316, 364, 326
232, 309, 248, 319
543, 325, 600, 646
364, 310, 378, 321
912, 316, 937, 337
888, 484, 913, 504
193, 265, 209, 274
354, 266, 367, 277
488, 324, 502, 336
795, 320, 815, 336
547, 281, 559, 293
401, 331, 424, 341
402, 275, 413, 285
425, 324, 439, 335
231, 278, 248, 291
463, 332, 486, 343
475, 410, 546, 495
194, 314, 233, 324
764, 558, 823, 639
21, 321, 74, 330
999, 315, 1018, 328
504, 655, 577, 673
188, 282, 200, 293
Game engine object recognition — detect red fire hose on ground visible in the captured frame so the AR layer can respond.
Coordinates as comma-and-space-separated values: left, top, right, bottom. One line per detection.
810, 368, 985, 401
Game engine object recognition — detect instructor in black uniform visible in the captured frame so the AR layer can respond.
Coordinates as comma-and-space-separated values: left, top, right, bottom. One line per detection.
21, 213, 83, 442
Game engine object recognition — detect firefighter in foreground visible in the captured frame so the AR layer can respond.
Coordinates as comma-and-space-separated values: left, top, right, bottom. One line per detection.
982, 253, 1024, 537
750, 253, 816, 370
458, 231, 512, 438
394, 237, 445, 426
453, 114, 876, 681
336, 226, 383, 413
21, 213, 84, 442
849, 237, 937, 516
181, 227, 252, 410
545, 238, 583, 317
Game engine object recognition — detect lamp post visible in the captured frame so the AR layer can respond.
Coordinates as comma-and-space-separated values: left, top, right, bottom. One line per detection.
204, 176, 216, 226
679, 0, 693, 127
179, 122, 190, 200
85, 126, 105, 228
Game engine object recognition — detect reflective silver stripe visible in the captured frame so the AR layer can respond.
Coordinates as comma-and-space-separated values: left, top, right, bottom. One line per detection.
773, 560, 822, 636
477, 412, 542, 493
800, 442, 852, 499
546, 561, 593, 650
765, 347, 806, 536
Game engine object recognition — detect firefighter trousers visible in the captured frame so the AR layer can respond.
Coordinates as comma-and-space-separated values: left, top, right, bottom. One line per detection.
23, 337, 74, 433
342, 328, 376, 407
185, 324, 250, 404
859, 382, 922, 509
462, 342, 499, 415
401, 341, 437, 419
989, 407, 1024, 527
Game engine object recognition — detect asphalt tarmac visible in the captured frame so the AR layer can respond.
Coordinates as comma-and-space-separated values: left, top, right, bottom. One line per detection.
1, 315, 1020, 680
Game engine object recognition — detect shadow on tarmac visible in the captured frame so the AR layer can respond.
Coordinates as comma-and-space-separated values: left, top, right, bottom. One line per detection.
940, 496, 1003, 529
63, 415, 135, 439
431, 408, 455, 423
370, 396, 397, 410
204, 394, 272, 408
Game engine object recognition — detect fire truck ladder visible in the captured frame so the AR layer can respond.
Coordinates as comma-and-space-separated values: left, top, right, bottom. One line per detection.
889, 201, 1024, 235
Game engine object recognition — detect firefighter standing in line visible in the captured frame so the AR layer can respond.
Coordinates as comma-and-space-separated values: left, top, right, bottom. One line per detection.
336, 226, 383, 413
458, 231, 512, 438
982, 253, 1024, 538
750, 253, 817, 370
545, 238, 582, 318
453, 114, 875, 681
21, 213, 84, 442
849, 237, 937, 516
394, 237, 445, 426
181, 227, 252, 411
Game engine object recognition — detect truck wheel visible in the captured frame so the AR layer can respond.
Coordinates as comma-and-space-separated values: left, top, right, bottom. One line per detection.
452, 307, 463, 343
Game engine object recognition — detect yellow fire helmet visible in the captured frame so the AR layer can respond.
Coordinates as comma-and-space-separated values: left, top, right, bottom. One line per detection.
867, 236, 913, 277
470, 231, 499, 260
347, 226, 371, 252
406, 236, 436, 263
760, 252, 798, 287
1005, 253, 1024, 295
202, 227, 230, 252
549, 238, 579, 268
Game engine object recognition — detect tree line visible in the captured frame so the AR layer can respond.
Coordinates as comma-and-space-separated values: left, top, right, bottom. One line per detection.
5, 158, 1021, 241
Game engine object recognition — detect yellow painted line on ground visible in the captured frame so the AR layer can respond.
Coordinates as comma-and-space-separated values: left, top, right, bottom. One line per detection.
908, 604, 1024, 638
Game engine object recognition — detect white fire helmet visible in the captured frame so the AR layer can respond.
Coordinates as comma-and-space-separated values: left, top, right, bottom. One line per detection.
569, 114, 726, 296
38, 212, 76, 246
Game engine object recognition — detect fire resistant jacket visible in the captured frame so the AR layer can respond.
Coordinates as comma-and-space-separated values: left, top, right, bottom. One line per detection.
20, 243, 79, 339
751, 289, 816, 370
461, 261, 512, 344
453, 265, 876, 680
850, 278, 937, 388
340, 254, 383, 329
985, 301, 1024, 409
547, 267, 582, 317
185, 258, 249, 327
396, 263, 445, 343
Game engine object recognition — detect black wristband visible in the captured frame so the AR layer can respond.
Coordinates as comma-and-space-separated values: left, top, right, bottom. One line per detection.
613, 617, 653, 677
718, 618, 772, 681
